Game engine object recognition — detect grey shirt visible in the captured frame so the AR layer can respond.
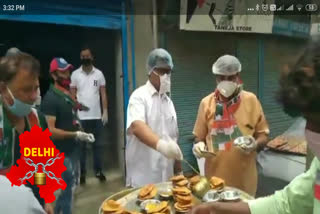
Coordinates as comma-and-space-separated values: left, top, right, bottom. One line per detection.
0, 175, 45, 214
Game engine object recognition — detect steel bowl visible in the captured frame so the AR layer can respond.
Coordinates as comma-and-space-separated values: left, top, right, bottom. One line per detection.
140, 199, 161, 212
158, 187, 173, 200
220, 190, 241, 201
234, 136, 256, 153
202, 190, 220, 202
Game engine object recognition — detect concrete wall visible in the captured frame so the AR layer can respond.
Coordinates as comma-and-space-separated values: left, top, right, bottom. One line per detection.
131, 0, 155, 88
115, 32, 125, 178
132, 15, 154, 88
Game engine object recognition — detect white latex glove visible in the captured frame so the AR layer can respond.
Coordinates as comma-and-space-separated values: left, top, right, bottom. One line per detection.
192, 141, 207, 158
75, 131, 95, 143
156, 139, 183, 160
101, 110, 108, 125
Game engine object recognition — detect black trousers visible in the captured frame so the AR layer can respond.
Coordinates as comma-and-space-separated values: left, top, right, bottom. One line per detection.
80, 119, 104, 176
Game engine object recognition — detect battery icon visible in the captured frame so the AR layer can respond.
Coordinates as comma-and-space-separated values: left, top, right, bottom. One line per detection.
305, 4, 318, 11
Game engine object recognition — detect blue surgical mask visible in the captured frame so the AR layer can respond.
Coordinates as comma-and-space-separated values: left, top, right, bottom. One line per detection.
5, 88, 33, 117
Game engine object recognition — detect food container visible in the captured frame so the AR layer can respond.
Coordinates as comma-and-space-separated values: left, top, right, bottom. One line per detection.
191, 177, 211, 199
220, 190, 240, 202
158, 187, 173, 200
140, 199, 161, 212
234, 136, 256, 153
136, 197, 156, 205
202, 190, 220, 202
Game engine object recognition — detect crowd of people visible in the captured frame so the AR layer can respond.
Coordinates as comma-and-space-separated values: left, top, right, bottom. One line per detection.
0, 35, 320, 214
0, 47, 108, 214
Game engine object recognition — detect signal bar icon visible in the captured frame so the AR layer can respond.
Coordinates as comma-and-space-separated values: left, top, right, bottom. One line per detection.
286, 4, 294, 11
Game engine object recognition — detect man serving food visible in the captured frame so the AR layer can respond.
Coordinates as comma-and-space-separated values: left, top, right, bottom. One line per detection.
125, 48, 183, 188
192, 55, 269, 196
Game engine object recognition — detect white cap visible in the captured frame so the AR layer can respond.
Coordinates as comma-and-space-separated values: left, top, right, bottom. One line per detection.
5, 47, 21, 57
212, 55, 241, 76
146, 48, 174, 74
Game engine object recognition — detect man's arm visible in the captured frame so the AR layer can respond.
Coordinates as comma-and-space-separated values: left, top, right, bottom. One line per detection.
192, 158, 318, 214
70, 72, 77, 100
174, 160, 183, 174
100, 86, 108, 112
129, 120, 159, 149
126, 93, 159, 148
253, 96, 270, 151
254, 132, 268, 152
46, 116, 77, 140
193, 100, 208, 143
70, 87, 77, 101
190, 201, 250, 214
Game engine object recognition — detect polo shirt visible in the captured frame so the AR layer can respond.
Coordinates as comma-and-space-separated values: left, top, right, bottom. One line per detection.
70, 66, 106, 120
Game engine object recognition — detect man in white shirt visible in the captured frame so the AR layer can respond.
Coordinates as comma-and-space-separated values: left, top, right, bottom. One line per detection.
126, 48, 183, 188
70, 46, 108, 184
0, 175, 46, 214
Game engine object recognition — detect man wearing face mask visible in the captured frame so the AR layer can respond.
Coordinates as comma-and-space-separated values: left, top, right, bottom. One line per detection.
189, 36, 320, 214
125, 48, 183, 188
0, 53, 53, 214
41, 57, 95, 214
192, 55, 269, 196
70, 46, 107, 184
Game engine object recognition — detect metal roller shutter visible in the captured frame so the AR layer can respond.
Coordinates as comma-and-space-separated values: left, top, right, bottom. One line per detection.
263, 36, 306, 138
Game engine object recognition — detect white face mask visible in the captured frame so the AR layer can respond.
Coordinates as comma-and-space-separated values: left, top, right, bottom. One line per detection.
153, 71, 171, 94
217, 80, 238, 98
34, 88, 41, 106
305, 129, 320, 159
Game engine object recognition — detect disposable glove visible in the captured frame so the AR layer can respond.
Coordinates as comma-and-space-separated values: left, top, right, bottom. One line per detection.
192, 141, 212, 158
156, 139, 183, 160
75, 131, 95, 143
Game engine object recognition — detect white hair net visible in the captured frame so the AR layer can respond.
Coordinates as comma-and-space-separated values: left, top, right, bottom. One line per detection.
212, 55, 241, 76
146, 48, 173, 74
5, 47, 21, 57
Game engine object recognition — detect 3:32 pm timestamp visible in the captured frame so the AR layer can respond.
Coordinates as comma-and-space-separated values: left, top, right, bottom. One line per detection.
2, 5, 25, 12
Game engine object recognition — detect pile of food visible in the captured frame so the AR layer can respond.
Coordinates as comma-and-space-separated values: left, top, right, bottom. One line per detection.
172, 186, 193, 213
138, 184, 158, 201
267, 136, 307, 155
189, 175, 200, 190
101, 174, 249, 214
170, 175, 189, 187
102, 200, 141, 214
209, 177, 225, 191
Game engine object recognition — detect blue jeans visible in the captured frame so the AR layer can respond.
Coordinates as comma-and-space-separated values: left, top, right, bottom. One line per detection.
80, 119, 104, 175
54, 148, 80, 214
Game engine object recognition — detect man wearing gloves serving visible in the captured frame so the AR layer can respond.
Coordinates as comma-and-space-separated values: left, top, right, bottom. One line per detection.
126, 48, 183, 188
192, 55, 269, 196
41, 57, 95, 214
